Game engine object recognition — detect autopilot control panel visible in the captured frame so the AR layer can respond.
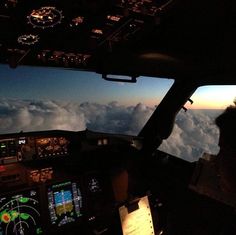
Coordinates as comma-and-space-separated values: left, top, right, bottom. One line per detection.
0, 136, 70, 165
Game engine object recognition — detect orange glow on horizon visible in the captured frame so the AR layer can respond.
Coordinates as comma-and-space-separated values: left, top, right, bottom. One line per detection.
185, 102, 229, 110
185, 86, 236, 110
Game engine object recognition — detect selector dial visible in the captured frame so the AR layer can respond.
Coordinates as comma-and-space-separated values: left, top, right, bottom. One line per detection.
17, 34, 39, 45
27, 6, 63, 29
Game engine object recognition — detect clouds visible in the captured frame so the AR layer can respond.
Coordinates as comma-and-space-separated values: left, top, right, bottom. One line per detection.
0, 99, 86, 133
0, 99, 154, 135
0, 99, 221, 162
159, 109, 221, 162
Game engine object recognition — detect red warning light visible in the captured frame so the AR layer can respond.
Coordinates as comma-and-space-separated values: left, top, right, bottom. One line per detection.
0, 165, 6, 172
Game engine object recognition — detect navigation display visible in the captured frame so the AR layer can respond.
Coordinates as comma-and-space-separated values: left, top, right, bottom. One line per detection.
0, 189, 43, 235
47, 181, 82, 227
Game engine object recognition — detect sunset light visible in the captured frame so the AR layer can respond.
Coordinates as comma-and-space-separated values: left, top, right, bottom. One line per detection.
186, 86, 236, 110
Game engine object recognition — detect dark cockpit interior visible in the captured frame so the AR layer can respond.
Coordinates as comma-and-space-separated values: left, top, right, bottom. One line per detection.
1, 0, 236, 235
1, 0, 236, 82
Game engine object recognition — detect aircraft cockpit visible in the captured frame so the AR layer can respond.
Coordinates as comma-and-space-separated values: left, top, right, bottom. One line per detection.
1, 0, 236, 234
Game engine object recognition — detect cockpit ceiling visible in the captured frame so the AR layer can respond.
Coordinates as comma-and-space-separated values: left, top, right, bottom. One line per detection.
1, 0, 236, 84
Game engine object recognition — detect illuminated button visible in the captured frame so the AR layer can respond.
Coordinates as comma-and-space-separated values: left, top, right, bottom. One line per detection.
0, 165, 6, 172
91, 29, 103, 35
88, 216, 95, 221
107, 15, 121, 22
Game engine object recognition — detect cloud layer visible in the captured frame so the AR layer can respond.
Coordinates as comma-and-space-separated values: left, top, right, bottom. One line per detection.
0, 99, 154, 135
159, 109, 221, 161
0, 99, 221, 161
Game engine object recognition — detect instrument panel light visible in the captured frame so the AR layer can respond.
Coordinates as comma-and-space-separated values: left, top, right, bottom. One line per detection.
91, 29, 103, 35
27, 6, 64, 29
107, 15, 122, 22
70, 16, 84, 27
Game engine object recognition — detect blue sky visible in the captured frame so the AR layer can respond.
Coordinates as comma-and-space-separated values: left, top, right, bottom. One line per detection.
0, 64, 236, 108
0, 64, 173, 106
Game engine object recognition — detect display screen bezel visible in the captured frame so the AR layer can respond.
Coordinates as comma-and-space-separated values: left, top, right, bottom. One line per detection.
46, 180, 83, 228
0, 187, 44, 235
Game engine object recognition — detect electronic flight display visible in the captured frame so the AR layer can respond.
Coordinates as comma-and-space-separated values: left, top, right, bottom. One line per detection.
47, 181, 82, 227
0, 189, 42, 235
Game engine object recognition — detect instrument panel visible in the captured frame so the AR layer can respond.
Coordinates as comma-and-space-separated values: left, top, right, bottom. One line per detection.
0, 130, 137, 235
0, 181, 85, 235
0, 135, 70, 165
0, 0, 175, 70
36, 137, 69, 159
0, 173, 113, 235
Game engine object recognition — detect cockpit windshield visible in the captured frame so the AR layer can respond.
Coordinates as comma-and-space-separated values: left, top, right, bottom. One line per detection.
159, 85, 236, 162
0, 64, 174, 135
